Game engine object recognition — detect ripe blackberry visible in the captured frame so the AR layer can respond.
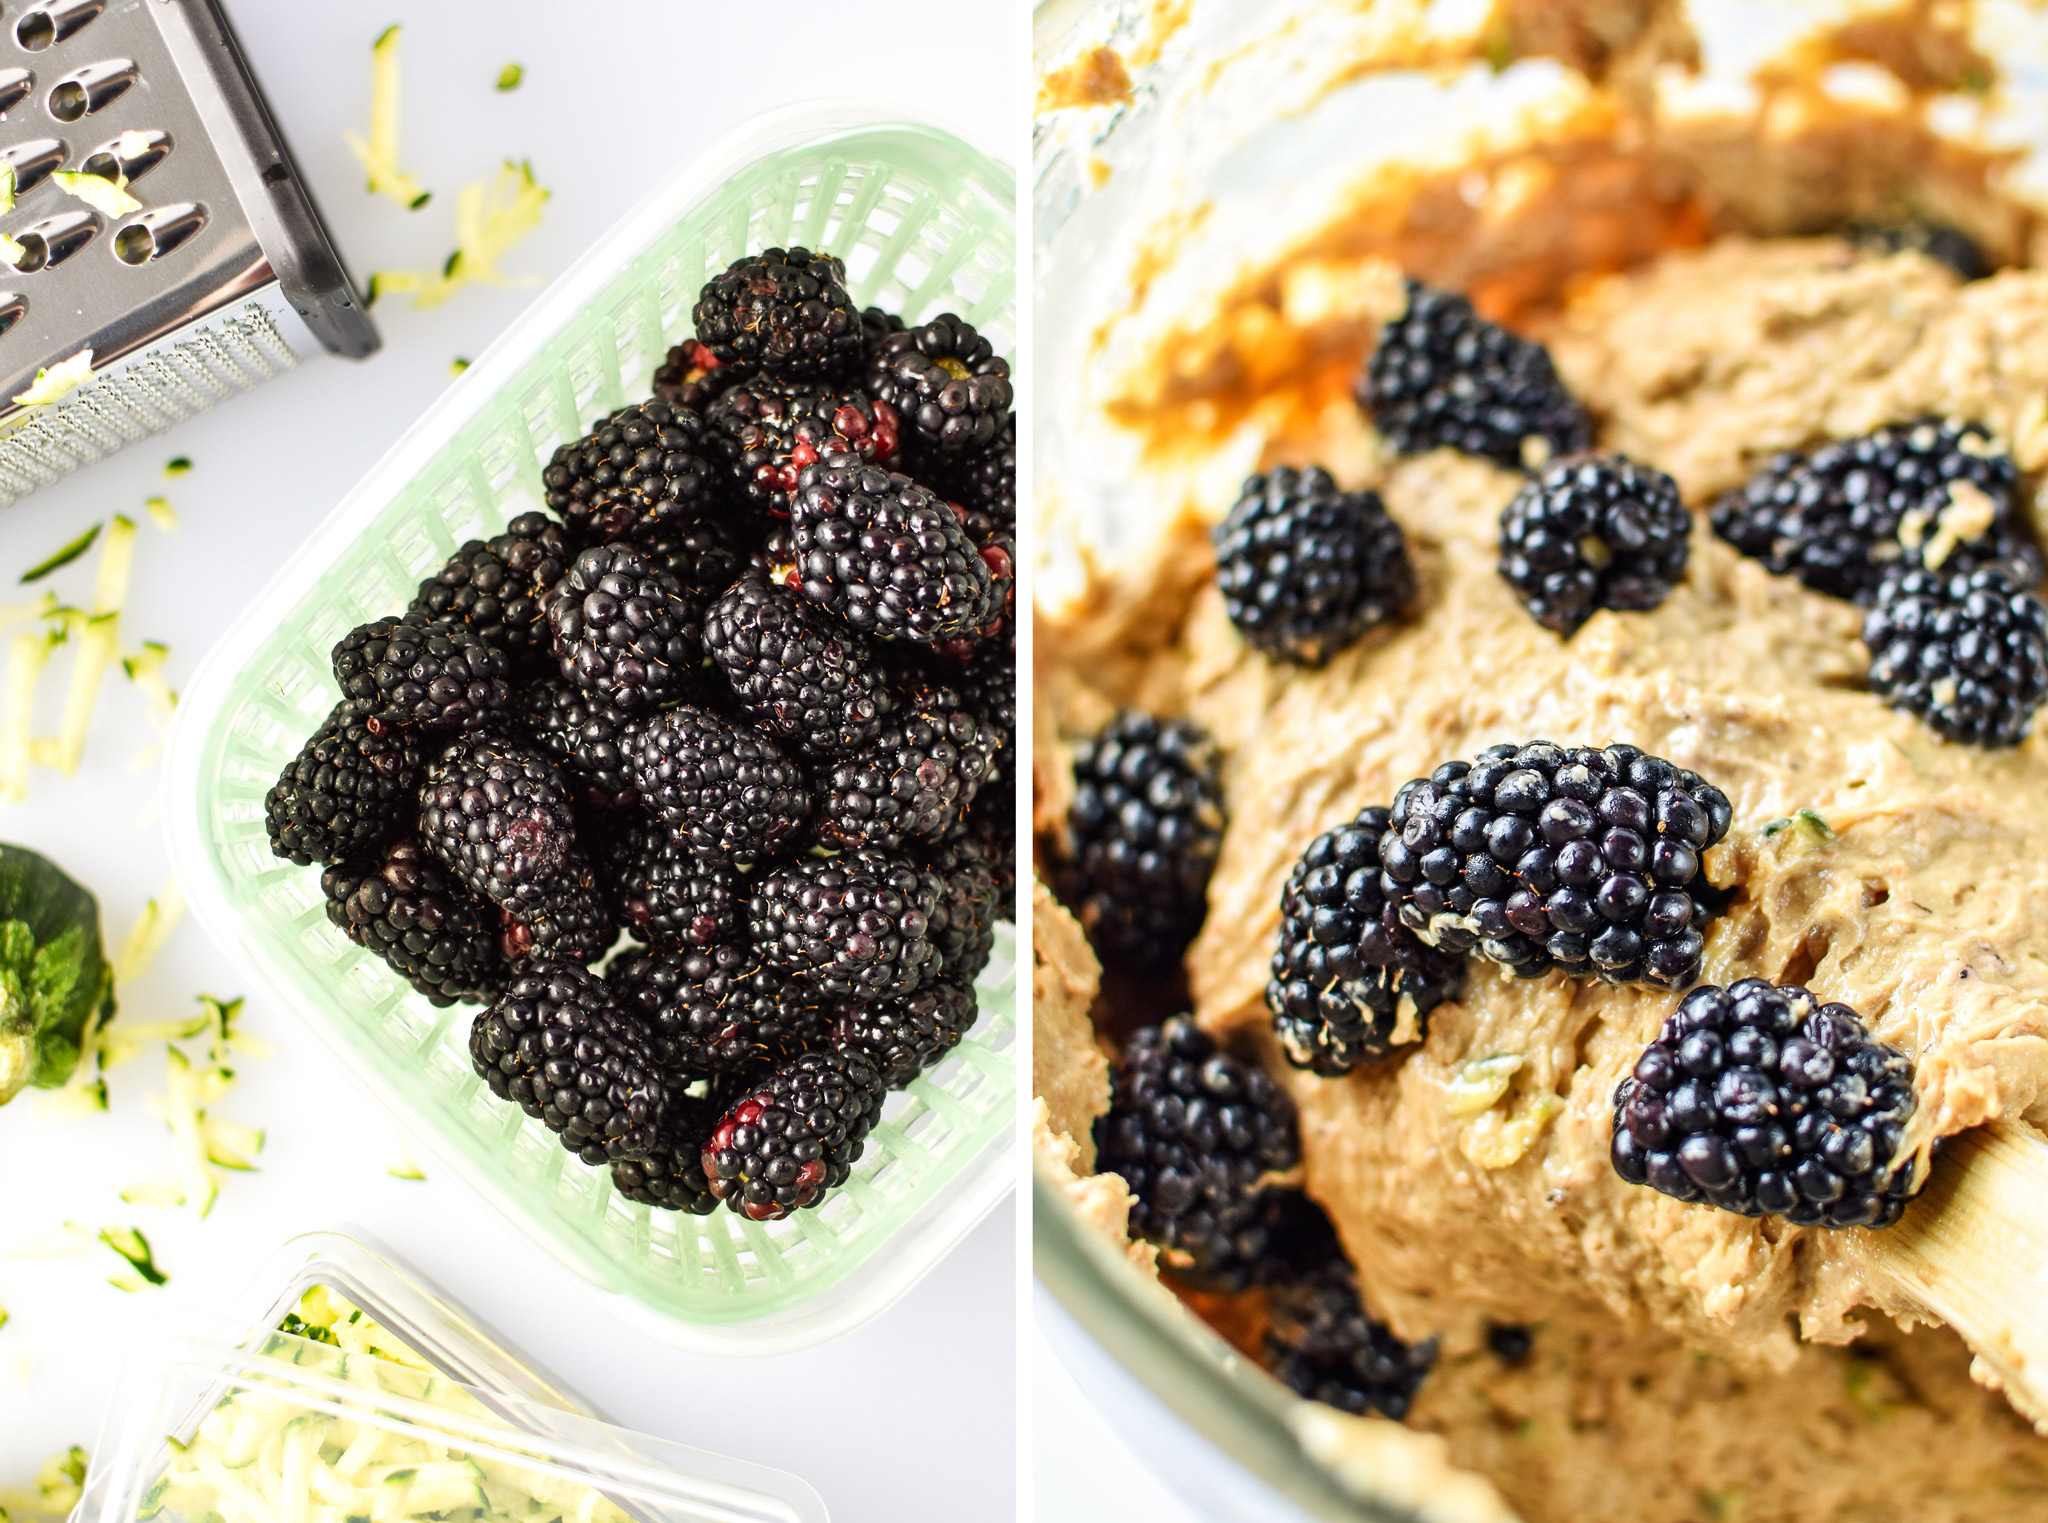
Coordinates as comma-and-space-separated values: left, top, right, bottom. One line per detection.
1379, 741, 1733, 989
592, 813, 746, 946
703, 377, 901, 518
1267, 805, 1467, 1076
1499, 454, 1691, 636
914, 825, 1001, 983
468, 960, 668, 1163
966, 775, 1016, 919
951, 628, 1016, 735
610, 1093, 723, 1214
860, 305, 906, 361
1258, 1193, 1436, 1419
1213, 466, 1414, 666
331, 617, 512, 731
417, 729, 584, 913
1359, 278, 1590, 469
817, 694, 998, 851
651, 338, 740, 413
701, 1048, 886, 1219
1849, 221, 1989, 282
926, 413, 1015, 531
1094, 1016, 1299, 1290
1064, 711, 1224, 971
865, 312, 1012, 457
832, 979, 978, 1089
607, 944, 828, 1078
627, 706, 812, 867
514, 674, 643, 808
789, 454, 999, 643
498, 868, 615, 965
639, 518, 751, 602
691, 247, 862, 382
265, 701, 427, 866
406, 513, 574, 672
704, 572, 894, 758
544, 542, 705, 714
321, 838, 506, 1006
750, 848, 942, 999
1863, 565, 2048, 748
540, 401, 719, 547
1611, 978, 1923, 1228
1710, 418, 2040, 604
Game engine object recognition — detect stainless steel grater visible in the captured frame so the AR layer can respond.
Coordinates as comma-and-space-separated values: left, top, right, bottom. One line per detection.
0, 0, 376, 506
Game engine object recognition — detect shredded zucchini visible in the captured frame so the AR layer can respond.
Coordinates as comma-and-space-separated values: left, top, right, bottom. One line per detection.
13, 350, 94, 407
344, 26, 431, 210
51, 167, 139, 217
0, 1447, 87, 1522
18, 524, 100, 584
371, 161, 548, 310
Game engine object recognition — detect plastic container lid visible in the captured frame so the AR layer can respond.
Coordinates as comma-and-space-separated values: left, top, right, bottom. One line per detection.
76, 1231, 827, 1523
160, 100, 1017, 1354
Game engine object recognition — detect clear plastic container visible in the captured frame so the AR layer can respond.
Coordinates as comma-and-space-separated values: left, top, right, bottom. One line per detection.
76, 1232, 827, 1523
162, 100, 1017, 1354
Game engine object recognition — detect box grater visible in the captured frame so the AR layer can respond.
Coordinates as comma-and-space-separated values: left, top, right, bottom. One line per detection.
0, 0, 375, 506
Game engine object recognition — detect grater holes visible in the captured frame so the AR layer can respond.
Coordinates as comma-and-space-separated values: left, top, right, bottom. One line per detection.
0, 69, 31, 118
0, 294, 25, 336
113, 202, 203, 265
46, 56, 131, 121
12, 209, 94, 270
83, 126, 167, 183
1, 137, 64, 194
14, 0, 104, 51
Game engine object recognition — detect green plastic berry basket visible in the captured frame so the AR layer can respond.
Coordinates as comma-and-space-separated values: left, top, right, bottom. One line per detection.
163, 101, 1017, 1354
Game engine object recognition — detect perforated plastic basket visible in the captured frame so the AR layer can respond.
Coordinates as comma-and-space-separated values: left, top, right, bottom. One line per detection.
163, 101, 1017, 1354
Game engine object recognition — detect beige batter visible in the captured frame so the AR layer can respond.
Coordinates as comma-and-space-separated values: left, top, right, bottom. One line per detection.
1036, 241, 2048, 1520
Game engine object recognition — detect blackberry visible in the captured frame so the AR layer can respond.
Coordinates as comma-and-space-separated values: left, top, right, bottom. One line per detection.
592, 813, 747, 946
1359, 277, 1590, 469
1850, 221, 1989, 282
543, 542, 705, 714
691, 247, 862, 382
1612, 978, 1923, 1227
750, 848, 942, 999
704, 572, 894, 758
865, 312, 1012, 457
1213, 466, 1414, 666
1379, 741, 1733, 989
926, 413, 1015, 531
540, 401, 719, 547
966, 775, 1016, 919
639, 518, 751, 602
789, 454, 999, 643
817, 694, 998, 851
1863, 565, 2048, 748
1064, 711, 1224, 971
860, 305, 906, 362
417, 729, 584, 912
331, 617, 512, 731
1486, 1324, 1534, 1364
701, 1048, 887, 1219
651, 338, 740, 412
265, 700, 427, 866
1710, 418, 2041, 604
514, 674, 643, 808
627, 706, 812, 867
1094, 1016, 1299, 1290
607, 944, 828, 1078
468, 960, 668, 1163
914, 825, 1001, 983
1267, 805, 1467, 1076
321, 838, 506, 1006
1260, 1194, 1436, 1419
832, 979, 978, 1089
1499, 454, 1691, 636
406, 513, 574, 672
952, 628, 1016, 735
703, 377, 901, 518
498, 868, 615, 965
610, 1093, 723, 1214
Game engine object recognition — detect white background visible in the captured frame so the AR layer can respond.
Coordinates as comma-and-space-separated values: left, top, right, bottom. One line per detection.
0, 3, 1019, 1518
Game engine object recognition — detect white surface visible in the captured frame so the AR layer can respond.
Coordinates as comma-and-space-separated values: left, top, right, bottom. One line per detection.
0, 3, 1018, 1518
1032, 1327, 1201, 1523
